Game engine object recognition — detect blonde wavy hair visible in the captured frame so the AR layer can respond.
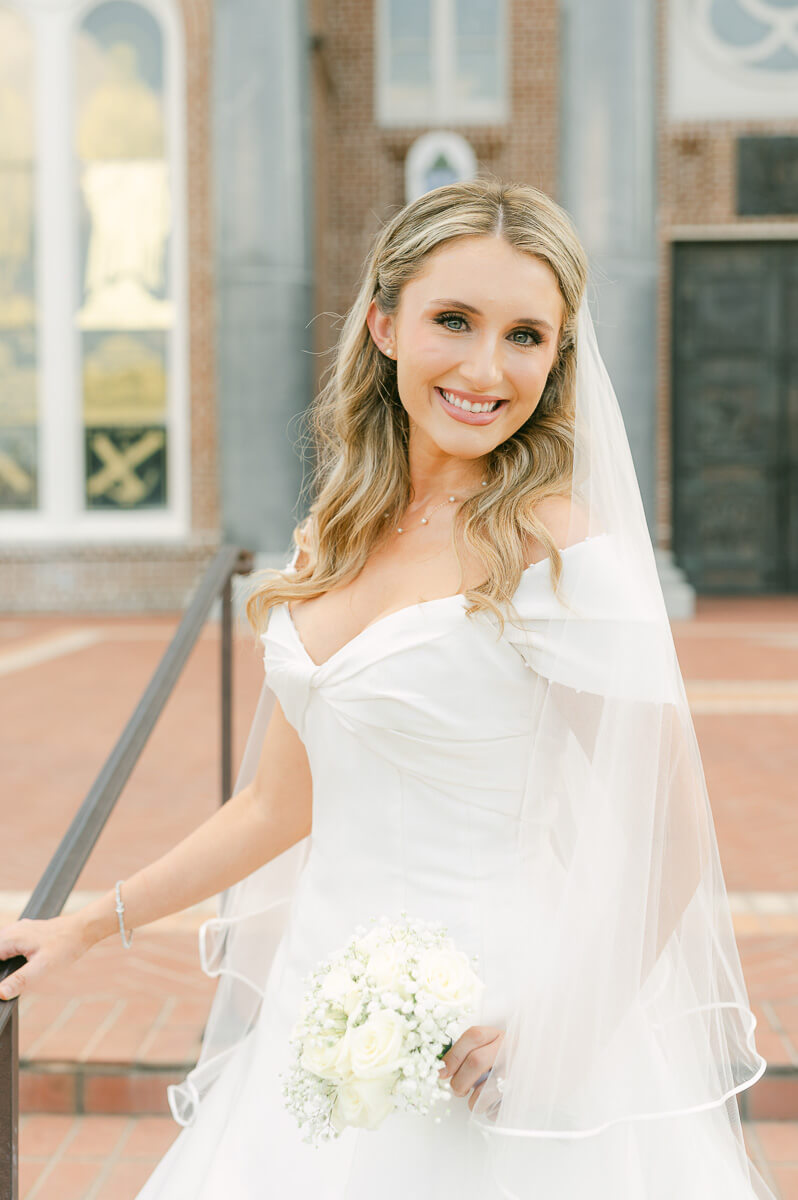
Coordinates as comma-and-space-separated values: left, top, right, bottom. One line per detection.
246, 177, 588, 638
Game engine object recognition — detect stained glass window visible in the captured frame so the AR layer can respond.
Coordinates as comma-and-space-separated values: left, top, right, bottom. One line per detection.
76, 1, 171, 511
0, 6, 37, 511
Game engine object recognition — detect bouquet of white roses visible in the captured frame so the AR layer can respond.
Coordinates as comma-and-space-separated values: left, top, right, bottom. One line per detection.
281, 912, 484, 1145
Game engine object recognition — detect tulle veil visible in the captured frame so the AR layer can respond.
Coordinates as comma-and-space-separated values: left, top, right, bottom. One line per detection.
166, 295, 774, 1197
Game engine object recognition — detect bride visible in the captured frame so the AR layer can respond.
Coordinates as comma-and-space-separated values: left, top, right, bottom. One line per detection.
0, 179, 776, 1198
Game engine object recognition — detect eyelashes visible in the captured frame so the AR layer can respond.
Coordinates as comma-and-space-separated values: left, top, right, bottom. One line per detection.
433, 311, 543, 346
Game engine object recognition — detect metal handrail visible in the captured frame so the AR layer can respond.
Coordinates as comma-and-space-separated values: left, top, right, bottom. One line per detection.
0, 543, 254, 1200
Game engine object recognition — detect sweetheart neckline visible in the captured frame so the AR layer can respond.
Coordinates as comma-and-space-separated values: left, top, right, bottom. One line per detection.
282, 589, 463, 671
279, 534, 606, 672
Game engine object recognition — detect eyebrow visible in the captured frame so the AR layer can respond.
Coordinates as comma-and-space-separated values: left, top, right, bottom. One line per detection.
428, 299, 555, 334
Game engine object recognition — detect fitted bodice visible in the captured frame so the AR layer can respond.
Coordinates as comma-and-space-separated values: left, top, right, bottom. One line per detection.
258, 553, 583, 1028
257, 533, 661, 1029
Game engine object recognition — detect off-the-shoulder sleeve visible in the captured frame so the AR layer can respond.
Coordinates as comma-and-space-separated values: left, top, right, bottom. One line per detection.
502, 533, 681, 704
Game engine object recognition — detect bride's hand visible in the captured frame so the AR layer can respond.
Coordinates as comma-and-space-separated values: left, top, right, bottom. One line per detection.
0, 916, 92, 1001
438, 1024, 505, 1111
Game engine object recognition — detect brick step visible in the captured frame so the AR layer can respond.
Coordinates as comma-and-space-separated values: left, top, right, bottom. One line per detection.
20, 1060, 188, 1117
8, 914, 798, 1119
19, 1056, 798, 1120
741, 1067, 798, 1123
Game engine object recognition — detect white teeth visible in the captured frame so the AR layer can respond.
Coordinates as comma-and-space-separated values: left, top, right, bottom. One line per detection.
440, 389, 499, 414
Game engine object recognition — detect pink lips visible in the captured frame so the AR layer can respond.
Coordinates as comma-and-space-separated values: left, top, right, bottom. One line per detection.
435, 387, 507, 426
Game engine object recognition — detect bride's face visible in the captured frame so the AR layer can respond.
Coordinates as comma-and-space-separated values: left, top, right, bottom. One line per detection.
367, 234, 564, 460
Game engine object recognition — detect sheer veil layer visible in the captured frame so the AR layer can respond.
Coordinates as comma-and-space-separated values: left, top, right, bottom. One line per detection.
167, 296, 774, 1198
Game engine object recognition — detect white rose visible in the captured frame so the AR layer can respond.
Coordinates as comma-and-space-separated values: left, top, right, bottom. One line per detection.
300, 1030, 353, 1081
364, 943, 409, 993
343, 987, 364, 1017
356, 926, 385, 955
415, 947, 483, 1010
321, 966, 358, 1004
347, 1009, 406, 1079
330, 1076, 397, 1132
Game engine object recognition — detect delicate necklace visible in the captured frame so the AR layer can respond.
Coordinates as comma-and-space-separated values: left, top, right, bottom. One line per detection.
388, 479, 488, 534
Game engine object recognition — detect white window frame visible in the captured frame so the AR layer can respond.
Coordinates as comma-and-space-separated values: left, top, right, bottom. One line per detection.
0, 0, 189, 544
375, 0, 508, 128
668, 0, 798, 121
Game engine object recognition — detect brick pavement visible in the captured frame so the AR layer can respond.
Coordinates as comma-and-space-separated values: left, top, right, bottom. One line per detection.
3, 598, 795, 893
19, 1114, 179, 1200
1, 596, 797, 1139
0, 613, 267, 891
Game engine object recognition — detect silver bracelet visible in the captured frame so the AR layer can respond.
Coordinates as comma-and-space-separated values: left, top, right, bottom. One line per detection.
114, 880, 133, 948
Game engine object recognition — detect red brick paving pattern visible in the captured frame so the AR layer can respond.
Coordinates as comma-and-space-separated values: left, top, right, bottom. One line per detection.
3, 598, 798, 1192
3, 597, 795, 893
19, 1114, 179, 1200
0, 613, 266, 891
671, 598, 798, 894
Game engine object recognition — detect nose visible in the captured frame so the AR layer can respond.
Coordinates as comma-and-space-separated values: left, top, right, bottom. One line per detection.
458, 334, 504, 392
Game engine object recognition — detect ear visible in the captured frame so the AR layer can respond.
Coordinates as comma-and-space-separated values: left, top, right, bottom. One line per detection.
366, 300, 396, 359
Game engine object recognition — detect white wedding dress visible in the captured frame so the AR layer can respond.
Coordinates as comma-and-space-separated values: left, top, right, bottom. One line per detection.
135, 537, 772, 1199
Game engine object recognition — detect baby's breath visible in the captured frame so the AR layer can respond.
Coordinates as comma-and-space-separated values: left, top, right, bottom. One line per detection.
283, 913, 483, 1145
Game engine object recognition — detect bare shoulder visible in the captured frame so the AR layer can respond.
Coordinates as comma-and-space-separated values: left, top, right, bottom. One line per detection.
524, 495, 592, 563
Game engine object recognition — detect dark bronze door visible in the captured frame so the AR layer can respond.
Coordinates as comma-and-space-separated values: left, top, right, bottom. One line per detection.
672, 241, 798, 593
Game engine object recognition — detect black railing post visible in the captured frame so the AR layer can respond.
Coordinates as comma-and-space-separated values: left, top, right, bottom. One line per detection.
0, 997, 19, 1200
0, 543, 254, 1200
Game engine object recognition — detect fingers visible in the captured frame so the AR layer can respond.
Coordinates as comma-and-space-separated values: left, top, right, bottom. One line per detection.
468, 1080, 486, 1112
448, 1040, 499, 1097
0, 921, 32, 961
0, 967, 29, 1002
439, 1024, 490, 1078
0, 923, 35, 1002
440, 1025, 504, 1099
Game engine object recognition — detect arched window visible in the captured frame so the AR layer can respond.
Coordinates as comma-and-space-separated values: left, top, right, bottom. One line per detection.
405, 131, 477, 202
0, 5, 36, 511
0, 0, 187, 540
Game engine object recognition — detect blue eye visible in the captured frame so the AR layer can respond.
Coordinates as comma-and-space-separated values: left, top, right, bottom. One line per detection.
435, 312, 468, 332
433, 312, 542, 346
510, 329, 541, 346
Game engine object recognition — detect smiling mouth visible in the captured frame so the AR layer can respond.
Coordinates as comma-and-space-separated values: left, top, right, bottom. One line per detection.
435, 386, 508, 423
437, 387, 505, 414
